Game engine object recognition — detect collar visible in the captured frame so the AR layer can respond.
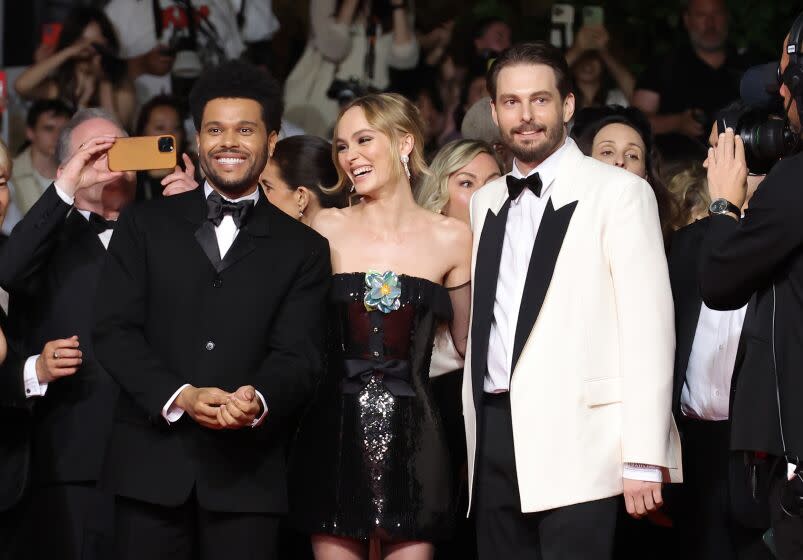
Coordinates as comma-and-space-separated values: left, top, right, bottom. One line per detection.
509, 137, 573, 201
203, 182, 261, 205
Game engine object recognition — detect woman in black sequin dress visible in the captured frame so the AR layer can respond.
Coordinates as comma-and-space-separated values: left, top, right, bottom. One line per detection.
289, 93, 472, 559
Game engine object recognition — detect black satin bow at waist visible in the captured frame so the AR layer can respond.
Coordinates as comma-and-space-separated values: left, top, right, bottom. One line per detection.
341, 358, 415, 397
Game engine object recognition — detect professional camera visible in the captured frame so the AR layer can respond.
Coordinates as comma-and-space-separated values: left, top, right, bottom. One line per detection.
326, 79, 377, 106
716, 104, 800, 175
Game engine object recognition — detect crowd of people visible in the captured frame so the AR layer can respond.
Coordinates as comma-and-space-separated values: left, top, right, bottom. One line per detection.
0, 0, 802, 559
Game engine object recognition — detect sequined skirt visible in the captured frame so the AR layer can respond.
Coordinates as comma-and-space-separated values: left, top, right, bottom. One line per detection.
288, 372, 456, 541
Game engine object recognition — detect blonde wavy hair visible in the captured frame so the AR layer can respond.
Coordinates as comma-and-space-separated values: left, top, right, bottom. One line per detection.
667, 163, 711, 226
330, 93, 429, 193
415, 139, 502, 213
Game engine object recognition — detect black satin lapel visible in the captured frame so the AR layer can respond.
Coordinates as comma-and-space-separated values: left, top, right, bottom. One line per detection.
470, 200, 511, 409
194, 221, 222, 270
511, 199, 577, 373
217, 229, 256, 274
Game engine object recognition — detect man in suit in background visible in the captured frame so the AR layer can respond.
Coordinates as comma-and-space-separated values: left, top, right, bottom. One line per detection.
93, 61, 330, 560
0, 108, 137, 560
462, 42, 681, 560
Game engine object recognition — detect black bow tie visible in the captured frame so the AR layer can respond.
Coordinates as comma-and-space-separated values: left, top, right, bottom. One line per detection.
506, 173, 543, 200
206, 191, 254, 229
89, 213, 115, 234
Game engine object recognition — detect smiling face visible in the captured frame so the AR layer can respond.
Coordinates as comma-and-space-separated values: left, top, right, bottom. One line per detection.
198, 98, 274, 198
491, 63, 574, 169
591, 123, 648, 179
442, 152, 502, 225
335, 106, 408, 196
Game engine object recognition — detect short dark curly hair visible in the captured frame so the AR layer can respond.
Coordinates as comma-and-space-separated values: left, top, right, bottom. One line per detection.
188, 61, 284, 134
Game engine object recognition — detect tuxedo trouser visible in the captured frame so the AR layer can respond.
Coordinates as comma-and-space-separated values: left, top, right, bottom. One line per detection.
18, 481, 114, 560
0, 498, 26, 560
675, 417, 773, 560
113, 489, 280, 560
474, 392, 618, 560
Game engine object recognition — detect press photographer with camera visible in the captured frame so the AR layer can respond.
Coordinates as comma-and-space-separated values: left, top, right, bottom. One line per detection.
699, 14, 803, 559
15, 7, 136, 129
283, 0, 419, 137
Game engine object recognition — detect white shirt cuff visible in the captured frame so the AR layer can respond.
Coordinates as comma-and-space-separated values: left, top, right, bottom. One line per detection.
623, 463, 663, 483
162, 383, 190, 424
52, 182, 75, 205
251, 390, 268, 427
23, 355, 48, 398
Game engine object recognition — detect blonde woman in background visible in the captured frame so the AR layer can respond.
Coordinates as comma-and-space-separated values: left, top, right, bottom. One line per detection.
668, 164, 711, 226
416, 139, 503, 224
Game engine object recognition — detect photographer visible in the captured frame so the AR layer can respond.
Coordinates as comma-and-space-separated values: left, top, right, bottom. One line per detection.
15, 7, 136, 129
699, 17, 803, 560
283, 0, 419, 137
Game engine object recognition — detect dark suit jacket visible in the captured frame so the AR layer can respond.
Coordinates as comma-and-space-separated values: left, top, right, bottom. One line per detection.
700, 151, 803, 458
0, 306, 31, 511
0, 185, 118, 485
93, 186, 330, 514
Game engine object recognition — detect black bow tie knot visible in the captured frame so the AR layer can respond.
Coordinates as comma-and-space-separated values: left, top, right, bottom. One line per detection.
89, 213, 115, 234
506, 173, 543, 200
206, 191, 254, 229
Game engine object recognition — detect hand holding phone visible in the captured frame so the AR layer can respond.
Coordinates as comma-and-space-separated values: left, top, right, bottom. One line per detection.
108, 135, 178, 172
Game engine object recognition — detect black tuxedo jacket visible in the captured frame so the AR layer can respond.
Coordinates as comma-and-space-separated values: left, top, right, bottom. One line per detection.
0, 305, 31, 511
700, 152, 803, 458
93, 186, 330, 514
0, 185, 117, 486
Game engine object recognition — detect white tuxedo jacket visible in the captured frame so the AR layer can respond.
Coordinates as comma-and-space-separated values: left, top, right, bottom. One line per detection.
463, 143, 682, 513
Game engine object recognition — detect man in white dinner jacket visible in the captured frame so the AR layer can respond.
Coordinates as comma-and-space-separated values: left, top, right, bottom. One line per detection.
463, 41, 682, 560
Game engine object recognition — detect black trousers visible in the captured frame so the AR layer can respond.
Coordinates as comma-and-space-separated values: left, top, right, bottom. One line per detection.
114, 490, 280, 560
675, 417, 773, 560
474, 393, 618, 560
17, 481, 114, 560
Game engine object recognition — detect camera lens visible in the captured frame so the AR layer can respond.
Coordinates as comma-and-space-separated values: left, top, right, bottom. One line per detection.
158, 136, 175, 153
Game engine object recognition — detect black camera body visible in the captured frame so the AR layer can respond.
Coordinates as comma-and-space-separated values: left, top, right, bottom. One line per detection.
717, 105, 800, 175
158, 136, 175, 153
327, 78, 377, 106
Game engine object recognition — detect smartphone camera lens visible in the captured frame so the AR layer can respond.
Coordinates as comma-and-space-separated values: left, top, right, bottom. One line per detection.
158, 136, 175, 153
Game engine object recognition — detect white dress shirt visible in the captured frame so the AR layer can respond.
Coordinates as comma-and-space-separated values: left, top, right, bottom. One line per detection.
482, 138, 662, 483
681, 303, 747, 421
161, 184, 268, 427
484, 138, 571, 393
23, 186, 113, 398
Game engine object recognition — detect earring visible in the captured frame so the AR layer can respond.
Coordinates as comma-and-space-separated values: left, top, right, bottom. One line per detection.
401, 155, 411, 179
298, 209, 304, 218
350, 184, 355, 193
401, 154, 411, 179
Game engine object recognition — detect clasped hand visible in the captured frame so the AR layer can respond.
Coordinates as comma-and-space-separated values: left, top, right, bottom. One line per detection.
176, 385, 262, 430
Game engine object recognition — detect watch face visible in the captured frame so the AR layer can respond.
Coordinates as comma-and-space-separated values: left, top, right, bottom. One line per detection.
711, 199, 727, 213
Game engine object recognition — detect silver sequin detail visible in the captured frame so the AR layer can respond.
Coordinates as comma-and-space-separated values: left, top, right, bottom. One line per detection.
359, 375, 395, 525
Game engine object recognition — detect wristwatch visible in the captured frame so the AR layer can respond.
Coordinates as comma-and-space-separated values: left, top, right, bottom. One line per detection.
709, 198, 740, 217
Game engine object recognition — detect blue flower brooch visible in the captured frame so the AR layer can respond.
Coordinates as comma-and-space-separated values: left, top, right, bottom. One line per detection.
364, 270, 401, 313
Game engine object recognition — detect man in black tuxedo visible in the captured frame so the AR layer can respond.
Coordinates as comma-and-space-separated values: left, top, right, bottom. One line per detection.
700, 20, 803, 559
0, 108, 140, 560
93, 61, 331, 560
670, 170, 773, 559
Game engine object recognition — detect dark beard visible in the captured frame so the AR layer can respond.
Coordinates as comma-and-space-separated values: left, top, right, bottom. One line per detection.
201, 147, 269, 198
502, 121, 565, 165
